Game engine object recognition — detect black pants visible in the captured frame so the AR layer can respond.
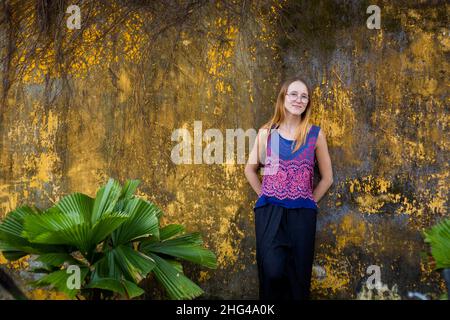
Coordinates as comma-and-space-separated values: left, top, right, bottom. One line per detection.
254, 203, 317, 300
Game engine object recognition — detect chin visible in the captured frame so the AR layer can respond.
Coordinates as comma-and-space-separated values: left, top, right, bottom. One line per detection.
286, 109, 303, 116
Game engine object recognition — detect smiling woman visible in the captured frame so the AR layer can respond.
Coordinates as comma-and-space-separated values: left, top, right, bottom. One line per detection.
244, 77, 334, 300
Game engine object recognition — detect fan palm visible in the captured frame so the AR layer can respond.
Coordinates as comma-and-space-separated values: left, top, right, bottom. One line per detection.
0, 178, 217, 300
424, 218, 450, 270
423, 218, 450, 299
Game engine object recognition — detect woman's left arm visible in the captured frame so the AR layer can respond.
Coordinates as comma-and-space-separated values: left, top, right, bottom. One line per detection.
313, 129, 334, 204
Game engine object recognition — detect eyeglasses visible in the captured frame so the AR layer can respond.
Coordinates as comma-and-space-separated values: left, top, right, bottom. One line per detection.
286, 92, 309, 104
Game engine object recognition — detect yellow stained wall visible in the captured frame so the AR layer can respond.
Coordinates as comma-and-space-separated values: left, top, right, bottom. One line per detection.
0, 0, 448, 299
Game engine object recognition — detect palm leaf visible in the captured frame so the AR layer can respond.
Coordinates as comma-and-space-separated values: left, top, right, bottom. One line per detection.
89, 211, 129, 244
23, 208, 128, 254
94, 245, 155, 283
34, 253, 81, 269
23, 211, 92, 254
91, 250, 120, 282
119, 180, 140, 201
0, 206, 35, 235
56, 193, 94, 224
87, 277, 126, 297
91, 178, 122, 224
147, 252, 204, 300
424, 218, 450, 270
0, 206, 60, 258
33, 267, 89, 299
22, 210, 83, 241
141, 233, 217, 268
0, 206, 37, 249
159, 224, 185, 240
166, 259, 183, 273
87, 277, 144, 299
113, 245, 156, 282
114, 179, 140, 214
120, 279, 145, 298
112, 199, 159, 245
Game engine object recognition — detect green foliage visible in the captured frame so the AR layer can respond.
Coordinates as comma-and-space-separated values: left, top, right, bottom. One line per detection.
0, 178, 217, 300
423, 218, 450, 270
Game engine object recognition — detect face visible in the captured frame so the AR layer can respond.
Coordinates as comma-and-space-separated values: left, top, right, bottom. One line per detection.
284, 81, 309, 116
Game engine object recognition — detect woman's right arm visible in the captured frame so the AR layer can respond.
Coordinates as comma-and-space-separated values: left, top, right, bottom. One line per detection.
245, 129, 266, 196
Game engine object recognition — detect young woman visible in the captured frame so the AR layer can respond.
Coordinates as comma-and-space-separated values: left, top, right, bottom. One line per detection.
245, 78, 333, 300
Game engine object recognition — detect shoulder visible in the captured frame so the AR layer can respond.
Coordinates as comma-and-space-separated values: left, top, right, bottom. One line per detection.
315, 126, 330, 149
312, 125, 325, 149
258, 125, 270, 136
256, 126, 270, 145
310, 124, 321, 136
316, 126, 326, 138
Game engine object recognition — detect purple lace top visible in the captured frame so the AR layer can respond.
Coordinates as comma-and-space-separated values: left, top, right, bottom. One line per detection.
254, 125, 320, 210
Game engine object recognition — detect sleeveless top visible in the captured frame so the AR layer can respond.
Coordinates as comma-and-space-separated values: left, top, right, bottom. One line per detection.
254, 124, 321, 210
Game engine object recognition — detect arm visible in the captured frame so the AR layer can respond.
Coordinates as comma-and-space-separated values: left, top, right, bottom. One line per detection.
244, 129, 266, 196
313, 129, 334, 204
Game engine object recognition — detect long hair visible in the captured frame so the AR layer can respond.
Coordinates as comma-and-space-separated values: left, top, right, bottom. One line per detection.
262, 77, 314, 153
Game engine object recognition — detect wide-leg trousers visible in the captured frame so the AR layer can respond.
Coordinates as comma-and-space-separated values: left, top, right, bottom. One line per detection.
253, 203, 317, 300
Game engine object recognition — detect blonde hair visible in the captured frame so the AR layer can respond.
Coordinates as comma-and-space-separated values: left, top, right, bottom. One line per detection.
262, 77, 314, 153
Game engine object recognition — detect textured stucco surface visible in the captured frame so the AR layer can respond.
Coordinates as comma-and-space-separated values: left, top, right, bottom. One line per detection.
0, 0, 448, 299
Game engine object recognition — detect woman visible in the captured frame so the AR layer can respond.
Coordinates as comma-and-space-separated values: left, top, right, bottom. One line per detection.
244, 77, 333, 300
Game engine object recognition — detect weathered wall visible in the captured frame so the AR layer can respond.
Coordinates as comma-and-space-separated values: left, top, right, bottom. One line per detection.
0, 0, 448, 299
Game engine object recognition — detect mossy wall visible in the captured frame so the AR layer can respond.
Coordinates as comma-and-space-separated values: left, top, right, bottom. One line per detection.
0, 0, 448, 299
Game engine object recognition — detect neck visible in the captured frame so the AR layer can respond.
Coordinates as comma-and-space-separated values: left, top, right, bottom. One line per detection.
281, 113, 302, 132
